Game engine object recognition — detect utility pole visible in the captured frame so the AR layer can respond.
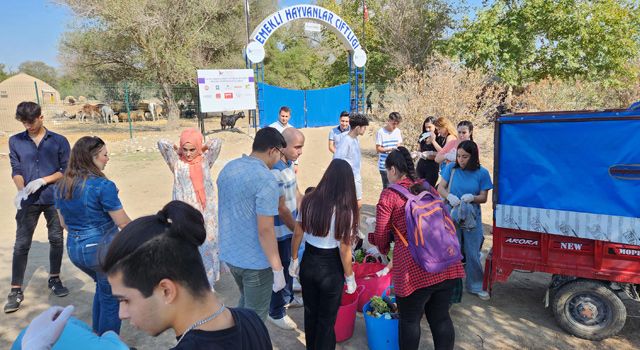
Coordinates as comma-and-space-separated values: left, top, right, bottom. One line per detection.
244, 0, 251, 44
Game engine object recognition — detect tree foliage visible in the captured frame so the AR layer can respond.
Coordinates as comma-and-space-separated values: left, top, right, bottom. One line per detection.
59, 0, 252, 126
0, 63, 10, 82
18, 61, 58, 87
445, 0, 640, 87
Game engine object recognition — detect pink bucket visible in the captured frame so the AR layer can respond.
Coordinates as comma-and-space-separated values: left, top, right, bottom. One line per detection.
353, 260, 391, 313
334, 285, 365, 342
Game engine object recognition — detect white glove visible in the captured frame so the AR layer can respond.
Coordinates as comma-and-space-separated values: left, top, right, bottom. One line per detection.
444, 151, 457, 162
24, 178, 47, 195
22, 305, 74, 350
461, 194, 475, 203
447, 193, 461, 207
272, 268, 286, 292
345, 274, 357, 294
288, 258, 299, 278
14, 190, 28, 210
376, 267, 390, 277
410, 151, 419, 159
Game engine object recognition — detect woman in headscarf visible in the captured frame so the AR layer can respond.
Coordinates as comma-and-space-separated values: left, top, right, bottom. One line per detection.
157, 128, 222, 289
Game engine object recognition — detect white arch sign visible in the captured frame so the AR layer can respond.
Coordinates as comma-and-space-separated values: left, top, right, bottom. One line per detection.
247, 5, 366, 67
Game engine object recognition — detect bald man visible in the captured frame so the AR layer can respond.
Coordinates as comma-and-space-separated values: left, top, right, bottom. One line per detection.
268, 128, 305, 330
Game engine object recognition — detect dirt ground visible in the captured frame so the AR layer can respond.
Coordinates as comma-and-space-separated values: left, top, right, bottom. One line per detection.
0, 117, 638, 349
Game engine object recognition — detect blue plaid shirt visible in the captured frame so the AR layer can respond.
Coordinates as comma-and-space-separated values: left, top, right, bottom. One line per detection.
9, 129, 70, 206
217, 155, 280, 270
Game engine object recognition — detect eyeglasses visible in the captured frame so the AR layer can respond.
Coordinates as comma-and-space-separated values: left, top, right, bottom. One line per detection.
275, 147, 286, 160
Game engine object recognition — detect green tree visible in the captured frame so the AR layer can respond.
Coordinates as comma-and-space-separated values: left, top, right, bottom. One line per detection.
59, 0, 250, 127
0, 63, 10, 82
445, 0, 640, 88
317, 0, 454, 87
18, 61, 58, 87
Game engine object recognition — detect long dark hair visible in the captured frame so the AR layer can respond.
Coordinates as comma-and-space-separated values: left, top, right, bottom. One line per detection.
422, 116, 437, 133
455, 140, 480, 171
57, 136, 106, 200
300, 159, 358, 244
101, 200, 210, 298
385, 146, 424, 195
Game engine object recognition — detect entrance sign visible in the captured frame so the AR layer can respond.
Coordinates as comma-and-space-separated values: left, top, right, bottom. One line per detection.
248, 5, 365, 66
196, 69, 256, 113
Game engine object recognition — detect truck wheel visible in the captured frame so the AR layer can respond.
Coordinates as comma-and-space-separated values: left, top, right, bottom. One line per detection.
551, 280, 626, 341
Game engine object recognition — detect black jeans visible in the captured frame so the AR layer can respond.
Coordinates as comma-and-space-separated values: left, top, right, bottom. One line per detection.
300, 243, 344, 350
396, 278, 457, 350
380, 170, 389, 189
12, 205, 64, 286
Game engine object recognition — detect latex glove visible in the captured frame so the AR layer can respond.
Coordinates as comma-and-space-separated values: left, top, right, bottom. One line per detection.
345, 274, 357, 294
410, 151, 419, 159
447, 193, 461, 207
272, 268, 286, 292
366, 246, 381, 256
288, 258, 299, 278
376, 266, 390, 277
14, 190, 28, 210
461, 194, 475, 203
22, 305, 75, 350
25, 178, 47, 195
444, 151, 457, 162
420, 151, 432, 160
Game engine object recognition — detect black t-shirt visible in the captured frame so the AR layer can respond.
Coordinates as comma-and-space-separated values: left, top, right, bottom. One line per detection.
171, 307, 272, 350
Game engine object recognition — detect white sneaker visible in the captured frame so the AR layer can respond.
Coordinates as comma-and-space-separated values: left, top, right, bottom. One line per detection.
292, 278, 302, 292
268, 314, 297, 330
286, 296, 304, 309
473, 290, 490, 301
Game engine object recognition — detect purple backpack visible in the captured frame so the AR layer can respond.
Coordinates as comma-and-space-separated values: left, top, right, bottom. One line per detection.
389, 184, 463, 273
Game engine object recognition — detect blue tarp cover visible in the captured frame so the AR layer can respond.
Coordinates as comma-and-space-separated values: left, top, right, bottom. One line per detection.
497, 111, 640, 218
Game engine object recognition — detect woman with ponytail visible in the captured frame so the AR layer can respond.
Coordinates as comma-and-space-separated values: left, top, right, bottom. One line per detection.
369, 146, 464, 350
157, 129, 222, 289
101, 201, 272, 349
54, 136, 131, 334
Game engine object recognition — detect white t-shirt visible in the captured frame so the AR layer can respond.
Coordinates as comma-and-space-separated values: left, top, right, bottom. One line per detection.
297, 211, 340, 249
269, 121, 292, 133
376, 127, 403, 171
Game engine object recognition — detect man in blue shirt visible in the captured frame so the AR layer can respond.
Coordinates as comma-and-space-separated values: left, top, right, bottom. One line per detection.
268, 128, 305, 330
217, 127, 287, 321
6, 102, 71, 313
328, 111, 350, 154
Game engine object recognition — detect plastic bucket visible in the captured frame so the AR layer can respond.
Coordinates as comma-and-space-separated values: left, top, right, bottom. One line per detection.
363, 287, 399, 350
334, 285, 364, 342
354, 261, 392, 312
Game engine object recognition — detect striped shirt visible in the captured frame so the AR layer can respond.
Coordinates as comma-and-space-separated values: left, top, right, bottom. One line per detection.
376, 127, 403, 171
271, 159, 297, 241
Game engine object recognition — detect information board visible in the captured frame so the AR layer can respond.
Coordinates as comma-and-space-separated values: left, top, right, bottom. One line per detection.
196, 69, 256, 113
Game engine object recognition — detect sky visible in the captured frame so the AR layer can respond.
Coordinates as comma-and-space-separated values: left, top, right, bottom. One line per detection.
0, 0, 483, 71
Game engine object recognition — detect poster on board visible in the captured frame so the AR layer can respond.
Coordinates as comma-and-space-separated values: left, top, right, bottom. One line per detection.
196, 69, 256, 113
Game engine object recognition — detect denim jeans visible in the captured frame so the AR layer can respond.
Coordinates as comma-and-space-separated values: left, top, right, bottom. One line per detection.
228, 264, 273, 321
456, 222, 485, 293
67, 221, 121, 335
12, 204, 64, 286
269, 237, 293, 319
380, 170, 389, 189
299, 243, 344, 350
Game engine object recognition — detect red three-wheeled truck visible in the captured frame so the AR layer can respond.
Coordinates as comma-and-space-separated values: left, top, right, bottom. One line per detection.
484, 102, 640, 340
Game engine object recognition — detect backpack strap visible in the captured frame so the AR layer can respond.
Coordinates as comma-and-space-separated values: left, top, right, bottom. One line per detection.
388, 183, 413, 199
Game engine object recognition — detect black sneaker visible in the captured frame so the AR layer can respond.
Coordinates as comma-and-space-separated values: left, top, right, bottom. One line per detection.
48, 277, 69, 297
4, 289, 23, 313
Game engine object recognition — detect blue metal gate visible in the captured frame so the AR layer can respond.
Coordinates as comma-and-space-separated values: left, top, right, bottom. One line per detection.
258, 83, 351, 128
